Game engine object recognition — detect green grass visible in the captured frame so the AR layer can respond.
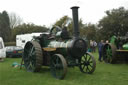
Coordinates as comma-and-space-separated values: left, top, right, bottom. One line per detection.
0, 52, 128, 85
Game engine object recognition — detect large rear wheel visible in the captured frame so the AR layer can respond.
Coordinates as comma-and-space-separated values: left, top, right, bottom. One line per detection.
23, 41, 43, 72
103, 43, 117, 63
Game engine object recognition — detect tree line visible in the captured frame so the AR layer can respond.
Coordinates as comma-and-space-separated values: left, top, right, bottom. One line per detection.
0, 7, 128, 43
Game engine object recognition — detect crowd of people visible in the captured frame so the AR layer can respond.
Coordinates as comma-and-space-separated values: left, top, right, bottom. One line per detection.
88, 40, 109, 62
89, 40, 97, 53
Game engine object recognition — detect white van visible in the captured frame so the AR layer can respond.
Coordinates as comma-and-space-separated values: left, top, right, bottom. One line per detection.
0, 37, 6, 61
16, 33, 43, 48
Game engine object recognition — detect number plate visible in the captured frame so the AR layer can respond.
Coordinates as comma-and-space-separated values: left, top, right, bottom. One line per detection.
18, 51, 22, 53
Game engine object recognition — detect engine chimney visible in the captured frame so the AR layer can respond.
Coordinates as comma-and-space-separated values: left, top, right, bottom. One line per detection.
71, 6, 80, 39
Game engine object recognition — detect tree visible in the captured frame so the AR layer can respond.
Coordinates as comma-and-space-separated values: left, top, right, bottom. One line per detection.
80, 23, 97, 41
54, 16, 71, 27
53, 16, 85, 36
11, 23, 48, 41
98, 7, 128, 40
9, 12, 23, 29
0, 11, 11, 42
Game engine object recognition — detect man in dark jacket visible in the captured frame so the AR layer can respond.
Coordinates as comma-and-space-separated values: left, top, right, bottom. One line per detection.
98, 40, 104, 62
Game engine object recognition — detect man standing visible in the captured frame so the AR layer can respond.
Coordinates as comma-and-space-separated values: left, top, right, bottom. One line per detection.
93, 40, 97, 52
98, 40, 104, 62
90, 40, 93, 52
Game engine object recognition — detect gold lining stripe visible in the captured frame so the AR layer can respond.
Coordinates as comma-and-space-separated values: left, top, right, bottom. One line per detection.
43, 47, 56, 51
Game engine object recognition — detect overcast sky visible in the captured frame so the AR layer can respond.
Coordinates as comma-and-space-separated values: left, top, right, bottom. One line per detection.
0, 0, 128, 27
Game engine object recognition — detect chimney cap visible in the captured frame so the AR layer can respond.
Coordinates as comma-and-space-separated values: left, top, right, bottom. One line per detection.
71, 6, 79, 9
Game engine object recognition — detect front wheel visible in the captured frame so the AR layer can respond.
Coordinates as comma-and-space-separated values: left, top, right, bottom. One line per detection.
50, 54, 67, 79
79, 52, 96, 74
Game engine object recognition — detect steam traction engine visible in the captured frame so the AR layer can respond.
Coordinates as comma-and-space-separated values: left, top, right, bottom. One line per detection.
103, 33, 128, 63
22, 6, 96, 79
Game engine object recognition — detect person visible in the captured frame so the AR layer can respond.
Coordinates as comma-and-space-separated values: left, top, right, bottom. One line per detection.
90, 40, 93, 52
98, 40, 104, 62
106, 40, 109, 44
93, 40, 97, 52
61, 27, 70, 39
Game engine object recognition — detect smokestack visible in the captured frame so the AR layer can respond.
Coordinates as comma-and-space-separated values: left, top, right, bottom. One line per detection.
71, 6, 80, 39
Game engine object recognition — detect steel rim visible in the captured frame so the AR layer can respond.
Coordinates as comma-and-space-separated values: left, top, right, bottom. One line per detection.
79, 52, 96, 74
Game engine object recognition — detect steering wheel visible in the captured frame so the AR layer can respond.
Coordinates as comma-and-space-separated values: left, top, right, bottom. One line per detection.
50, 26, 62, 36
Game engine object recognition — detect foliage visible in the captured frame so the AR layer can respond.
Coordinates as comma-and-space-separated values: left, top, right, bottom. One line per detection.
0, 11, 11, 42
11, 23, 49, 41
53, 16, 96, 39
66, 18, 84, 36
4, 42, 16, 46
54, 16, 70, 27
53, 16, 73, 35
80, 23, 98, 41
98, 7, 128, 40
9, 12, 23, 29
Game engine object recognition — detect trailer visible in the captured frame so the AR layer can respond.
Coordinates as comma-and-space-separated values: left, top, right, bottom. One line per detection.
16, 33, 43, 48
0, 37, 6, 61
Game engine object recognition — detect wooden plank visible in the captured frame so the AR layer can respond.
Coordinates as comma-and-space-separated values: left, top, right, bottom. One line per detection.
43, 47, 56, 51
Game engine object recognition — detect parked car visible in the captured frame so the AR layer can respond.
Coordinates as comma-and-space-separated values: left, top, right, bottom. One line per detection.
6, 46, 23, 58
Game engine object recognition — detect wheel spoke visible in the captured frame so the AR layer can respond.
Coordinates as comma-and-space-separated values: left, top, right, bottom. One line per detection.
27, 62, 32, 70
89, 61, 93, 63
56, 57, 59, 64
29, 46, 34, 56
89, 63, 93, 67
84, 54, 87, 61
86, 66, 90, 72
87, 56, 91, 62
82, 64, 86, 70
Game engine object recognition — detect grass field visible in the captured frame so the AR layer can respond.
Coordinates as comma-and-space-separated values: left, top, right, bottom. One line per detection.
0, 52, 128, 85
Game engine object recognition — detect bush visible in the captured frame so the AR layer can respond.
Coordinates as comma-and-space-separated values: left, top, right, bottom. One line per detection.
5, 42, 16, 46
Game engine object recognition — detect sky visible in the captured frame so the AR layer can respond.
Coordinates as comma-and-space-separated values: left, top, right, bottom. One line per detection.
0, 0, 128, 27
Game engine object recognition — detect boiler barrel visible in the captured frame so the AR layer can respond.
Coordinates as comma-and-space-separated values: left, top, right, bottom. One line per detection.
47, 39, 87, 58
